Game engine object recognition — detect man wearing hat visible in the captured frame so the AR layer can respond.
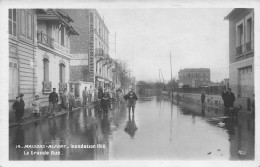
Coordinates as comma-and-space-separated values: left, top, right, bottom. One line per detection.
19, 93, 25, 120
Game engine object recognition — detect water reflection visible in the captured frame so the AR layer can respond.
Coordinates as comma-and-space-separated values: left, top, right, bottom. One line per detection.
9, 96, 254, 160
124, 112, 138, 138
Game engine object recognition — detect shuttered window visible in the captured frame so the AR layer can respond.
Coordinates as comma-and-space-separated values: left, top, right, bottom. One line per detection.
9, 58, 19, 99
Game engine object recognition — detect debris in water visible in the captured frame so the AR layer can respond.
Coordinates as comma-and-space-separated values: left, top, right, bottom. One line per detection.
217, 149, 221, 151
207, 152, 212, 155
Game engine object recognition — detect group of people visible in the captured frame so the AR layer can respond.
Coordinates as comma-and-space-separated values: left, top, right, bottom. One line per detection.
222, 88, 236, 116
200, 87, 236, 116
82, 86, 94, 106
12, 85, 138, 122
97, 86, 138, 117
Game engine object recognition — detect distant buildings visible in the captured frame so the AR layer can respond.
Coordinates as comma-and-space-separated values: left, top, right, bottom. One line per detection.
225, 9, 254, 100
178, 68, 210, 88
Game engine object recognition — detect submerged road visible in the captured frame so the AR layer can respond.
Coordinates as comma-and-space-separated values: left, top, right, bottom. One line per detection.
9, 96, 254, 160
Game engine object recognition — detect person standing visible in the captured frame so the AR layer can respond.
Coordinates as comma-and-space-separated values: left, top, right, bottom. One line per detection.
19, 93, 25, 120
101, 91, 110, 117
60, 90, 68, 110
226, 88, 235, 116
68, 87, 75, 111
82, 87, 88, 106
201, 90, 206, 107
48, 88, 59, 115
222, 88, 228, 116
124, 89, 138, 114
13, 96, 23, 122
88, 85, 93, 102
32, 95, 41, 118
98, 86, 103, 100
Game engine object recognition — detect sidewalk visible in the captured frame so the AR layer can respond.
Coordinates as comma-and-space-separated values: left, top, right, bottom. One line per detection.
9, 101, 95, 128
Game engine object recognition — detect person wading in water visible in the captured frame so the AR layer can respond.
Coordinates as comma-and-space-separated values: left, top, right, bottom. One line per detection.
124, 89, 138, 114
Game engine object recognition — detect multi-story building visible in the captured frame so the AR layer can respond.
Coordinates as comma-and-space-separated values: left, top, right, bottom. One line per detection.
225, 9, 254, 105
9, 9, 38, 122
36, 9, 78, 106
8, 9, 78, 122
178, 68, 210, 88
64, 9, 113, 96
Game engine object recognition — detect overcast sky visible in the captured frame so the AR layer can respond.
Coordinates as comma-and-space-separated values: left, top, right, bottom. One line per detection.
98, 8, 232, 82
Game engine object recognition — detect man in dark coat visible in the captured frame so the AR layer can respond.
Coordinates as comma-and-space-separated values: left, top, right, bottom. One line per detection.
19, 93, 25, 120
226, 88, 235, 116
48, 88, 59, 115
13, 96, 24, 122
101, 92, 110, 117
124, 89, 138, 114
222, 88, 228, 116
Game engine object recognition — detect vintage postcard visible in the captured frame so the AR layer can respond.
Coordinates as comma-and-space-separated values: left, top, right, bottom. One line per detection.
0, 0, 259, 167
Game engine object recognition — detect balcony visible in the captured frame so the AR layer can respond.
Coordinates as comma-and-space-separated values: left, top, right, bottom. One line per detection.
236, 41, 254, 56
42, 81, 52, 93
245, 41, 254, 52
236, 45, 244, 56
95, 48, 105, 57
37, 31, 54, 48
59, 82, 67, 93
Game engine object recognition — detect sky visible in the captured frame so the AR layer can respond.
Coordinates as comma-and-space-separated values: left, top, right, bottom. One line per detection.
98, 8, 232, 82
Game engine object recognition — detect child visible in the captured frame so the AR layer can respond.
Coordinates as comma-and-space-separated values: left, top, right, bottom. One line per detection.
32, 95, 41, 118
13, 96, 22, 122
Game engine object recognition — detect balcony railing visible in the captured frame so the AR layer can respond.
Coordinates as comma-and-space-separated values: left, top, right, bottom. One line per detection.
236, 41, 254, 56
37, 31, 54, 48
42, 81, 52, 93
59, 82, 67, 93
245, 41, 254, 52
95, 48, 104, 57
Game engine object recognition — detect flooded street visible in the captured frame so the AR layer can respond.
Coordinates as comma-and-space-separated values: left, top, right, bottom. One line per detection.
9, 96, 254, 160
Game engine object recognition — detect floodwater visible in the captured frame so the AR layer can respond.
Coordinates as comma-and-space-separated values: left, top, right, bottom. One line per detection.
9, 96, 254, 160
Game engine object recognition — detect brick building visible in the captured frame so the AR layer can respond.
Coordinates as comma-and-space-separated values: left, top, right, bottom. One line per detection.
225, 8, 254, 110
63, 9, 113, 97
178, 68, 210, 88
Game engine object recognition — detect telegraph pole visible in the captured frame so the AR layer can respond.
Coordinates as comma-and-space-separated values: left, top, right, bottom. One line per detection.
170, 52, 173, 99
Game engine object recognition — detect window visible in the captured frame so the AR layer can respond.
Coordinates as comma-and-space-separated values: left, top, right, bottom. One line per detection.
61, 27, 65, 46
237, 24, 243, 46
20, 9, 33, 39
9, 9, 17, 36
43, 58, 49, 82
9, 58, 18, 99
246, 18, 252, 42
59, 63, 66, 83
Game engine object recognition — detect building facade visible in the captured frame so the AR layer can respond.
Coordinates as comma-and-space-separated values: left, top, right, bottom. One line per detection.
9, 9, 38, 122
8, 9, 78, 122
36, 9, 78, 107
225, 9, 254, 102
178, 68, 210, 88
64, 9, 113, 98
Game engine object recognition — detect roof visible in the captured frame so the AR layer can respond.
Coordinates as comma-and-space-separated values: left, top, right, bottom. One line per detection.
224, 8, 253, 20
179, 68, 210, 73
37, 9, 79, 35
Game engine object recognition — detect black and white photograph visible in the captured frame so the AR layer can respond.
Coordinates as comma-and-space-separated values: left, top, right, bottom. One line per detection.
0, 0, 259, 166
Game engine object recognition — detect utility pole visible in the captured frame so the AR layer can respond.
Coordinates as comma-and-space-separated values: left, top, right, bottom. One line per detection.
170, 52, 173, 99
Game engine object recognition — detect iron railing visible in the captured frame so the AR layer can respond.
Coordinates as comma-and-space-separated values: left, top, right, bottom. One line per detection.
236, 41, 254, 56
37, 31, 54, 48
42, 81, 52, 93
59, 82, 67, 93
